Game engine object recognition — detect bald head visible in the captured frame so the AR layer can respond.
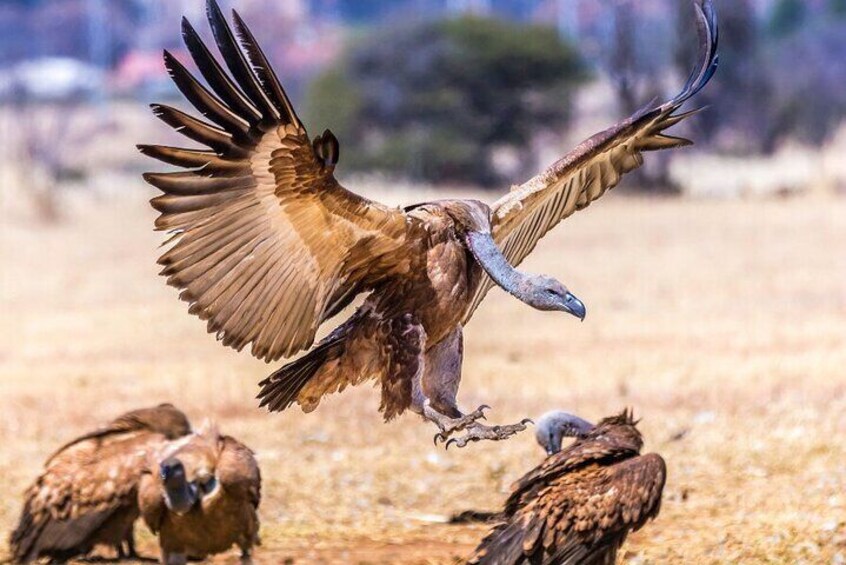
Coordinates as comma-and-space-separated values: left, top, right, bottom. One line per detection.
535, 411, 594, 455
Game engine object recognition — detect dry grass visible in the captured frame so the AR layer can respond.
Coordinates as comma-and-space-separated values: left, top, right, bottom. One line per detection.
1, 187, 845, 564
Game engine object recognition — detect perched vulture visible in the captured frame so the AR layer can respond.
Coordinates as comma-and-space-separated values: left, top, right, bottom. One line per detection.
469, 410, 666, 565
138, 421, 261, 565
141, 0, 717, 447
9, 404, 191, 563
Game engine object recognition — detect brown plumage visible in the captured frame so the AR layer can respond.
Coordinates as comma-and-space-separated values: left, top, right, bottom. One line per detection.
9, 404, 191, 563
138, 421, 261, 565
469, 410, 666, 565
141, 0, 717, 446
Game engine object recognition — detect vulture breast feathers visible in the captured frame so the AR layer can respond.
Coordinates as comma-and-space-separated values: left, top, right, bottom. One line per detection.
138, 422, 261, 563
469, 411, 667, 565
9, 404, 191, 563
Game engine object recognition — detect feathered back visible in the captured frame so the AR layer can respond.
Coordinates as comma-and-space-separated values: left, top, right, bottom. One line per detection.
9, 405, 192, 563
46, 403, 191, 464
470, 410, 666, 565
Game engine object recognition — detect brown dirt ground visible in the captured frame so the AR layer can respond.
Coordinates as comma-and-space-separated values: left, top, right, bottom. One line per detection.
1, 189, 845, 564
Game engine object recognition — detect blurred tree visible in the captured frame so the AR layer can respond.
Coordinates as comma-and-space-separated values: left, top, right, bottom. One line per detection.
675, 0, 775, 154
769, 0, 808, 37
607, 0, 676, 192
305, 16, 588, 186
831, 0, 846, 17
765, 19, 846, 147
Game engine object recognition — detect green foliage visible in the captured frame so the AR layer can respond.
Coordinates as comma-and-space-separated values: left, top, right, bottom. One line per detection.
831, 0, 846, 17
304, 16, 588, 186
303, 67, 362, 149
676, 0, 846, 154
768, 0, 808, 38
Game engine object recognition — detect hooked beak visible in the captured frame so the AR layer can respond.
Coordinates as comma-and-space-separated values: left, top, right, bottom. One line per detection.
562, 292, 586, 321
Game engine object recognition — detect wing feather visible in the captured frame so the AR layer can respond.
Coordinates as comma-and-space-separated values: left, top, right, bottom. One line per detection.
463, 0, 718, 324
141, 1, 408, 361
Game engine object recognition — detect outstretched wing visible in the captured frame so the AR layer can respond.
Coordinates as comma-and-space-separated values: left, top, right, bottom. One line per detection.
140, 0, 409, 362
470, 453, 666, 565
463, 0, 718, 324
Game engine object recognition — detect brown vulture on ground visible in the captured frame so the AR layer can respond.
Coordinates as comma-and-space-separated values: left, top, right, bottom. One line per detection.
469, 410, 666, 565
140, 0, 717, 447
8, 404, 191, 563
138, 421, 261, 565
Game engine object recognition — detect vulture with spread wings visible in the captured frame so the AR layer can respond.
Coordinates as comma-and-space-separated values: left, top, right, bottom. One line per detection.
469, 410, 666, 565
9, 404, 191, 563
141, 0, 717, 446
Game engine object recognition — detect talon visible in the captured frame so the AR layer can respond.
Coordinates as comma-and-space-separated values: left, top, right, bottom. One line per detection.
473, 404, 491, 421
521, 418, 534, 426
445, 438, 457, 450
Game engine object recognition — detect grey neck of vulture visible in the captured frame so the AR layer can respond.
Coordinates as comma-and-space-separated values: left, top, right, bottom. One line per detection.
536, 411, 595, 455
465, 231, 586, 319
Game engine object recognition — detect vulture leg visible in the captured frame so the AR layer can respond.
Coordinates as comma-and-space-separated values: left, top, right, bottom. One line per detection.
124, 527, 139, 559
162, 551, 187, 565
413, 328, 529, 446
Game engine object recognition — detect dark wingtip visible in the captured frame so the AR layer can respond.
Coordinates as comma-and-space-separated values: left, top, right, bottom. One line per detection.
180, 15, 197, 42
671, 0, 719, 108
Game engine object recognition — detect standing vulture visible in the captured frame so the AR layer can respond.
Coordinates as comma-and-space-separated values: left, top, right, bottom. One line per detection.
9, 404, 191, 563
469, 410, 666, 565
138, 421, 261, 565
140, 0, 717, 446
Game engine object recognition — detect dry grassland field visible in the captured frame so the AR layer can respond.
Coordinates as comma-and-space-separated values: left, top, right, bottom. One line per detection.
1, 185, 845, 564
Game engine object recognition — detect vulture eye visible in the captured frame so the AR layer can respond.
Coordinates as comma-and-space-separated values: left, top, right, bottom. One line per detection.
198, 476, 218, 496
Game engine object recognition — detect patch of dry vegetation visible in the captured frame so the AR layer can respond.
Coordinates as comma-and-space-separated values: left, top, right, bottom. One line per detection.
1, 186, 845, 564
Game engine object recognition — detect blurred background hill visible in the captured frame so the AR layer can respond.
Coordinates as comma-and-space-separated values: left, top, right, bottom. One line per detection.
1, 0, 846, 222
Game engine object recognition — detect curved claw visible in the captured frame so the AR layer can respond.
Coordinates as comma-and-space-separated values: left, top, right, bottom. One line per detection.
445, 438, 458, 450
433, 432, 448, 446
477, 404, 492, 420
520, 418, 534, 426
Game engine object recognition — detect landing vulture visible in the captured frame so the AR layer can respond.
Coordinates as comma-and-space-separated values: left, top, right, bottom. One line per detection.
141, 0, 717, 446
469, 410, 666, 565
138, 421, 261, 565
9, 404, 191, 563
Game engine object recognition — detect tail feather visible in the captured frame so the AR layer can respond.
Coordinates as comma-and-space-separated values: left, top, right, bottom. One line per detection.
257, 335, 346, 412
9, 500, 114, 563
469, 521, 527, 565
9, 501, 42, 563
